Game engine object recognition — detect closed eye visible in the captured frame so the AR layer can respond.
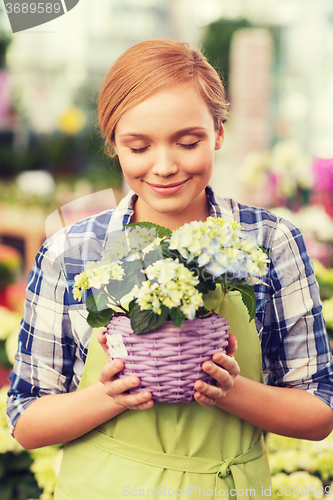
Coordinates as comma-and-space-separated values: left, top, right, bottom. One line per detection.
179, 141, 200, 150
130, 146, 150, 154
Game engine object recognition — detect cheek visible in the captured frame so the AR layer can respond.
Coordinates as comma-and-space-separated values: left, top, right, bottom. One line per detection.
119, 157, 148, 180
185, 149, 214, 174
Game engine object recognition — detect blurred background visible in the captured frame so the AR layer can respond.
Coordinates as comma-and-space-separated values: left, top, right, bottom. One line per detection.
1, 1, 333, 498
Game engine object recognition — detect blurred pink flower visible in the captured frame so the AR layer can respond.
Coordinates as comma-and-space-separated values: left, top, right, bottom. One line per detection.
312, 157, 333, 193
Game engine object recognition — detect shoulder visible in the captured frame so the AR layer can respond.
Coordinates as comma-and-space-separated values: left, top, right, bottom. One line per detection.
32, 190, 136, 279
43, 190, 135, 256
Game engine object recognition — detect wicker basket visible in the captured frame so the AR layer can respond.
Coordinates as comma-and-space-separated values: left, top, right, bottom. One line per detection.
105, 313, 230, 403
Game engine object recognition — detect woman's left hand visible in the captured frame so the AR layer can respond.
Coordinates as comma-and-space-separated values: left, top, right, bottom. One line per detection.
193, 333, 240, 407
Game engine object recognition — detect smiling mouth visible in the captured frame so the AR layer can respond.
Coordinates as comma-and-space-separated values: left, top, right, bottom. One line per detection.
145, 179, 189, 195
146, 180, 189, 188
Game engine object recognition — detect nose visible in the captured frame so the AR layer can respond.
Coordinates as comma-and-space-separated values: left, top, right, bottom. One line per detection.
151, 148, 178, 177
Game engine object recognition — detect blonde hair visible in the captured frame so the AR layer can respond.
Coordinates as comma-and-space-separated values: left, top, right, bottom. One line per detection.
98, 39, 229, 157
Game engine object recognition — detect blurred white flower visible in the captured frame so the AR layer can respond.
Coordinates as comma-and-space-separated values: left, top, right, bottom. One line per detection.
16, 170, 55, 198
0, 385, 23, 453
0, 306, 21, 341
270, 140, 312, 195
272, 471, 323, 500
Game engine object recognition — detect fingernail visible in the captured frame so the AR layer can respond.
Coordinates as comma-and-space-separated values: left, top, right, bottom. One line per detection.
115, 361, 123, 369
205, 362, 213, 371
196, 381, 203, 390
130, 377, 139, 386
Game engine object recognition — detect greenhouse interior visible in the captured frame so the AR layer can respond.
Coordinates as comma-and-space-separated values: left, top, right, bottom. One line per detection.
1, 0, 333, 498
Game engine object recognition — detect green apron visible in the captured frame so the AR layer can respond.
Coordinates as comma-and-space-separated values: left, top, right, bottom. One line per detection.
55, 291, 272, 499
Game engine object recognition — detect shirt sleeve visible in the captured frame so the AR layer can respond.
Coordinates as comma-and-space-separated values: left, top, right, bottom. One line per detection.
6, 240, 78, 434
266, 217, 333, 408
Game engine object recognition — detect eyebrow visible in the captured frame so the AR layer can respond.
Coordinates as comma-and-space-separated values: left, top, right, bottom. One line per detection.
119, 127, 208, 141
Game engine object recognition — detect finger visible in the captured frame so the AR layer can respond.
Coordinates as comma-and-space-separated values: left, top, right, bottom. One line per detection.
113, 390, 153, 409
98, 360, 154, 410
104, 374, 141, 397
193, 380, 223, 400
225, 334, 238, 356
98, 360, 125, 384
127, 399, 155, 411
211, 353, 240, 377
193, 390, 217, 407
201, 360, 237, 392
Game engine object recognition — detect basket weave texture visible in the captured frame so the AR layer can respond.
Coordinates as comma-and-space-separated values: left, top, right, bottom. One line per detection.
106, 314, 230, 403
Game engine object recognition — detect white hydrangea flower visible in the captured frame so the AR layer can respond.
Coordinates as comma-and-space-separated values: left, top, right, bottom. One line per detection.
136, 258, 203, 320
169, 217, 269, 283
101, 240, 128, 262
126, 226, 161, 256
73, 261, 124, 301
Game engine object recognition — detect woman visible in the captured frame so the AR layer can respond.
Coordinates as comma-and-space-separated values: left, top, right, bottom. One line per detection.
7, 39, 333, 499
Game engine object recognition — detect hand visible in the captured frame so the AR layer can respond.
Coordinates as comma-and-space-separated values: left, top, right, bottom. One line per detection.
97, 329, 154, 411
193, 333, 240, 407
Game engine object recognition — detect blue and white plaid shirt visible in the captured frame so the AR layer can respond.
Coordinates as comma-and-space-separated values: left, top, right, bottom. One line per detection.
7, 186, 333, 432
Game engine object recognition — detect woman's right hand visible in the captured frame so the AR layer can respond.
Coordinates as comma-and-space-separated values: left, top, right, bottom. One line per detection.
97, 329, 154, 411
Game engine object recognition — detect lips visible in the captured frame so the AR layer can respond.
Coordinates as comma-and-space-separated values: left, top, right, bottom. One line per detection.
145, 179, 189, 195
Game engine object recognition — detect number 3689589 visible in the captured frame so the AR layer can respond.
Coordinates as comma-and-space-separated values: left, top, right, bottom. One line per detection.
5, 3, 62, 14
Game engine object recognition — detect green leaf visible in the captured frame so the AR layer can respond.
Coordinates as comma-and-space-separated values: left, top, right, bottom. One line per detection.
128, 298, 136, 312
259, 245, 271, 256
124, 221, 172, 238
86, 292, 109, 313
169, 307, 186, 327
160, 240, 180, 260
233, 284, 257, 322
107, 258, 144, 300
195, 306, 213, 318
87, 309, 114, 328
129, 302, 169, 334
86, 294, 115, 327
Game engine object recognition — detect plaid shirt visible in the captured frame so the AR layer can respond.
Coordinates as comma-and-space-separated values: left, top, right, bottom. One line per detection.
7, 186, 333, 432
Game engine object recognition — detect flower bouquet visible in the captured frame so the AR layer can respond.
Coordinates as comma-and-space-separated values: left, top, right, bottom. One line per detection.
73, 218, 269, 402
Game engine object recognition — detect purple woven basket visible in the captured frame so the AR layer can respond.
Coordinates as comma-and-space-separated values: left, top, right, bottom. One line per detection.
105, 314, 230, 403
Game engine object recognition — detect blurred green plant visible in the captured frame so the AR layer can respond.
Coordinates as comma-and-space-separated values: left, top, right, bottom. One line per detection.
0, 452, 43, 500
0, 129, 123, 189
201, 18, 252, 91
0, 305, 21, 368
313, 260, 333, 300
267, 430, 333, 485
0, 386, 61, 500
0, 245, 22, 290
313, 261, 333, 338
201, 17, 281, 98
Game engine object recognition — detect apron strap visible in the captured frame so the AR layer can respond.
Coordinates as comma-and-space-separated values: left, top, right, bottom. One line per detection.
82, 429, 264, 499
216, 437, 264, 497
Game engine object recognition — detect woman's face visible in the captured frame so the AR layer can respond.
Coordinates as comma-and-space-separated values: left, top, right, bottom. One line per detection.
113, 83, 224, 229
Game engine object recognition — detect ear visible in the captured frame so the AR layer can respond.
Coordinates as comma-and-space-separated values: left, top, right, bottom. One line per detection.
215, 124, 224, 151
